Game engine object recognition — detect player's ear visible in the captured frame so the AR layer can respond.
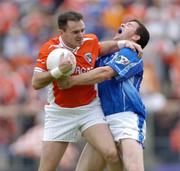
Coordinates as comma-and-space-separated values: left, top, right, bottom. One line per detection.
59, 29, 65, 34
132, 34, 140, 42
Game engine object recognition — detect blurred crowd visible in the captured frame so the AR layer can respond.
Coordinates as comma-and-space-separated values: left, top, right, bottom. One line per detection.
0, 0, 179, 171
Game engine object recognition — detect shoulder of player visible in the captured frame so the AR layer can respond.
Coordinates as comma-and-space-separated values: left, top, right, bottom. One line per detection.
118, 47, 139, 61
84, 33, 99, 41
39, 36, 59, 55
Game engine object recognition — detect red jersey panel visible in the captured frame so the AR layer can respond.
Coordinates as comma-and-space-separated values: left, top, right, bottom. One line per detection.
34, 34, 101, 107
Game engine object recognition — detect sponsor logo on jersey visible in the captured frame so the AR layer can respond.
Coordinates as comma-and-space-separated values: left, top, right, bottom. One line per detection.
74, 66, 93, 74
84, 53, 92, 64
115, 55, 130, 65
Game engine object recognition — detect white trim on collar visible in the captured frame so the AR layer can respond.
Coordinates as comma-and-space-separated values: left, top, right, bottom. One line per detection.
59, 36, 79, 53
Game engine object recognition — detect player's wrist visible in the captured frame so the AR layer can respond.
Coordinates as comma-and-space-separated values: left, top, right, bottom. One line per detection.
50, 67, 63, 79
117, 40, 126, 49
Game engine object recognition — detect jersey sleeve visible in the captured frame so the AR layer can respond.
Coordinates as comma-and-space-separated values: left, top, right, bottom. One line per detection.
85, 34, 101, 52
106, 48, 143, 82
94, 35, 101, 56
34, 42, 55, 72
89, 34, 101, 57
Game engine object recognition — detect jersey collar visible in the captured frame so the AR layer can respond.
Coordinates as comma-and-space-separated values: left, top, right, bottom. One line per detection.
59, 36, 79, 54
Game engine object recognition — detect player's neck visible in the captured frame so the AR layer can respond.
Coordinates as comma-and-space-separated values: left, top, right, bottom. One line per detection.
60, 36, 77, 52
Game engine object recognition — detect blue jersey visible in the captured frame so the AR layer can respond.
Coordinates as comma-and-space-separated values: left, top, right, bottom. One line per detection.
96, 48, 147, 119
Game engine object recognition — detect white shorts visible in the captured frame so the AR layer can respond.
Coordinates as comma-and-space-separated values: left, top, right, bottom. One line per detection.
106, 112, 146, 144
43, 98, 106, 142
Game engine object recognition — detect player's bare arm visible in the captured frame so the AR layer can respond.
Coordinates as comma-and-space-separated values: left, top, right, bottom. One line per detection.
58, 66, 116, 89
32, 71, 54, 90
100, 40, 142, 57
32, 60, 72, 90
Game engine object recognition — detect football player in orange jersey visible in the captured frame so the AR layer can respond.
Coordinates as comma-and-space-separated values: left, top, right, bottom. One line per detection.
32, 11, 142, 171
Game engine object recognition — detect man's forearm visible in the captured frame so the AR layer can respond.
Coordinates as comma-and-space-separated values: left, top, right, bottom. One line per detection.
100, 41, 120, 56
72, 66, 116, 86
100, 40, 142, 57
32, 71, 55, 90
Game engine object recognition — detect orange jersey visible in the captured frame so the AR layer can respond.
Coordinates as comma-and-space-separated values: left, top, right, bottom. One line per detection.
34, 34, 101, 107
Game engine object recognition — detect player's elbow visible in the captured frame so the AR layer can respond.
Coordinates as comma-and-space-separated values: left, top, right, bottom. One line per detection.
31, 77, 41, 90
99, 66, 115, 80
32, 80, 38, 90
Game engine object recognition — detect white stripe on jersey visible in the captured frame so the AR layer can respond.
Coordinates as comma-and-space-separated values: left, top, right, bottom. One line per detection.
34, 67, 45, 73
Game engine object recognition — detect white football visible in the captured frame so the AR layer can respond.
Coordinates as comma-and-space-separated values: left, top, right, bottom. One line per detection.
46, 48, 76, 75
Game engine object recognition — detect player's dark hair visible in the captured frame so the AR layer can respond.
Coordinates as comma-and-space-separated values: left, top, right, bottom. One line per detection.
58, 11, 83, 30
130, 19, 150, 49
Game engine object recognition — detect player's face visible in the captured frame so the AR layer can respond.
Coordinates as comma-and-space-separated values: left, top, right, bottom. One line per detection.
61, 20, 85, 49
113, 21, 139, 41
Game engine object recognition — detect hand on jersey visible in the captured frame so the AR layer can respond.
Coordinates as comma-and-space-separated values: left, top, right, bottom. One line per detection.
119, 40, 143, 57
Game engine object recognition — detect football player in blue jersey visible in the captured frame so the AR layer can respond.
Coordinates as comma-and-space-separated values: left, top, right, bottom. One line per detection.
59, 19, 150, 171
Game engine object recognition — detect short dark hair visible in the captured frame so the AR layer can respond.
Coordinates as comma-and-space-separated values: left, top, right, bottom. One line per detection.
130, 19, 150, 49
58, 11, 83, 30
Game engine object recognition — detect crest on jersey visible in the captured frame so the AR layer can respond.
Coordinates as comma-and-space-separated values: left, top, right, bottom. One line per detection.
84, 53, 92, 64
115, 55, 130, 65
